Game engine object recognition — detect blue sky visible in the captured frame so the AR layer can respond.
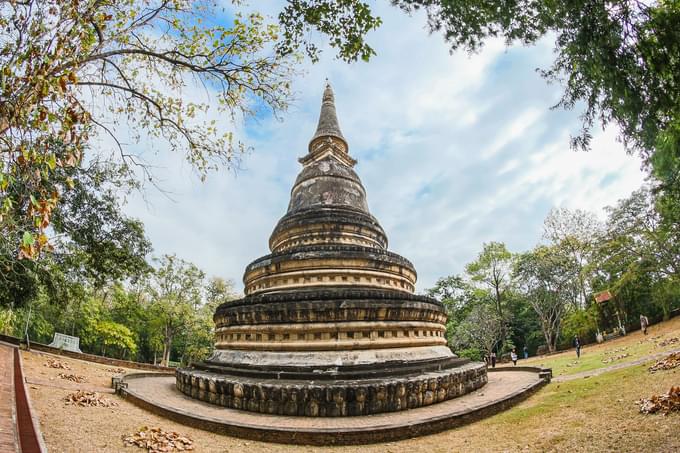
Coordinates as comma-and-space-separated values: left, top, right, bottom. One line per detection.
115, 3, 645, 293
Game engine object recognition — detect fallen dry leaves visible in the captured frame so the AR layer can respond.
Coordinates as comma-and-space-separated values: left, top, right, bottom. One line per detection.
44, 358, 71, 370
122, 427, 194, 452
106, 367, 126, 374
658, 337, 679, 348
602, 347, 630, 364
649, 352, 680, 373
602, 353, 630, 364
58, 373, 87, 383
638, 386, 680, 415
64, 390, 118, 408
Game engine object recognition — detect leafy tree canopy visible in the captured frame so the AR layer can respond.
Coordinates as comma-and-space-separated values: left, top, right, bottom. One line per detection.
0, 157, 152, 308
1, 0, 335, 256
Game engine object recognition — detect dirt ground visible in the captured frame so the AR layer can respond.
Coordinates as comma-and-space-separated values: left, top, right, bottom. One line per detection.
22, 325, 680, 453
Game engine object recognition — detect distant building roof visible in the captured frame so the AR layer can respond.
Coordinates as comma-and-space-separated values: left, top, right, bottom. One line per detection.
594, 290, 613, 303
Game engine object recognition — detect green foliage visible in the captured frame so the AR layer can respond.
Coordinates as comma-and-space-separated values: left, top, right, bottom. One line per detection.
0, 159, 152, 309
0, 306, 16, 335
465, 241, 514, 342
652, 278, 680, 321
505, 290, 543, 355
560, 305, 600, 347
428, 274, 488, 348
451, 302, 504, 356
277, 0, 382, 62
456, 347, 483, 362
146, 254, 209, 365
93, 320, 137, 357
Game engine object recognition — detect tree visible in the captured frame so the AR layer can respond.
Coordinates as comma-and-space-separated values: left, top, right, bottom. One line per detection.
514, 245, 576, 352
205, 276, 237, 307
93, 320, 137, 358
543, 208, 602, 309
504, 289, 543, 355
465, 241, 514, 323
0, 0, 299, 254
602, 186, 680, 319
605, 187, 679, 281
177, 276, 236, 365
427, 275, 479, 347
51, 162, 152, 289
277, 0, 382, 62
451, 302, 504, 360
0, 158, 152, 308
147, 254, 205, 366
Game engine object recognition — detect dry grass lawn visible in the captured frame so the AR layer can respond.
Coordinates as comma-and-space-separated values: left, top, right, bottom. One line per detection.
22, 317, 680, 453
509, 315, 680, 378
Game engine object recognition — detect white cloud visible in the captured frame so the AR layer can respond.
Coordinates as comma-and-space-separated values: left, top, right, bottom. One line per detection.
113, 4, 645, 293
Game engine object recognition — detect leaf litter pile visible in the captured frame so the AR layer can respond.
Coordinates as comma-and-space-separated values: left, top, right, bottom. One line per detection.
602, 347, 630, 364
649, 352, 680, 373
106, 367, 126, 374
64, 390, 118, 407
58, 372, 87, 383
44, 358, 71, 369
602, 353, 630, 364
123, 426, 194, 452
658, 337, 679, 348
638, 386, 680, 415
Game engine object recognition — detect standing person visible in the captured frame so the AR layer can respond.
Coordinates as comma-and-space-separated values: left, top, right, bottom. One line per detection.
523, 345, 529, 360
490, 351, 497, 368
573, 335, 581, 359
511, 348, 518, 366
640, 314, 649, 335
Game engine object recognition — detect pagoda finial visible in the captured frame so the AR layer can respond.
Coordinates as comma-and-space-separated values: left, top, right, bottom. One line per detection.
309, 81, 347, 152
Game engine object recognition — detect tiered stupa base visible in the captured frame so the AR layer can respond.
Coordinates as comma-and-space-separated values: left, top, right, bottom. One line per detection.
177, 289, 487, 417
176, 362, 486, 417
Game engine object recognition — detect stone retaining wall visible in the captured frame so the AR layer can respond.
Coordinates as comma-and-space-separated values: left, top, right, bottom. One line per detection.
176, 362, 487, 417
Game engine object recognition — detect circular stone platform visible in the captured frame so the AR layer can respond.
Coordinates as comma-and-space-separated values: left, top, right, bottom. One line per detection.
115, 369, 550, 445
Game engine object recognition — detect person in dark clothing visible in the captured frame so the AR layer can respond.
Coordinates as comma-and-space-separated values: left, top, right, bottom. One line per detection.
573, 335, 581, 358
523, 345, 528, 360
511, 348, 518, 366
490, 351, 497, 368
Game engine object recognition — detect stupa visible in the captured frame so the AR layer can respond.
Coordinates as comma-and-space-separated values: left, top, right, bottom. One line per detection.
176, 83, 487, 417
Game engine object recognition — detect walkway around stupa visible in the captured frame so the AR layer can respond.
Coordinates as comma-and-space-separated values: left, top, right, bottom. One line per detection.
117, 369, 548, 445
0, 342, 46, 453
0, 343, 19, 453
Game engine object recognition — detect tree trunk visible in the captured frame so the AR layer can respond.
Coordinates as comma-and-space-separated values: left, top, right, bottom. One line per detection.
542, 322, 555, 353
161, 336, 172, 366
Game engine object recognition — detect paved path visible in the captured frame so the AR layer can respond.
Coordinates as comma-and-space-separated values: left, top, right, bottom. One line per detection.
553, 348, 680, 382
126, 370, 541, 431
0, 343, 19, 453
